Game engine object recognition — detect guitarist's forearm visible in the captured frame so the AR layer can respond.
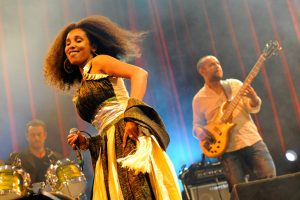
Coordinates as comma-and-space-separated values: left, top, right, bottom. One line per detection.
193, 127, 202, 140
247, 96, 262, 113
194, 127, 211, 141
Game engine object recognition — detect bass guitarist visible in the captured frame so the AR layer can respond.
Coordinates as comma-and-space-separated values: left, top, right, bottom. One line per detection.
192, 55, 276, 192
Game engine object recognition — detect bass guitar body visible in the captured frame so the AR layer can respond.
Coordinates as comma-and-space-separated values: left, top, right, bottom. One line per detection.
200, 102, 236, 158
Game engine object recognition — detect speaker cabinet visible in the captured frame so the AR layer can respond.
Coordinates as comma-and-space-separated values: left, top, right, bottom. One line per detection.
189, 181, 230, 200
231, 172, 300, 200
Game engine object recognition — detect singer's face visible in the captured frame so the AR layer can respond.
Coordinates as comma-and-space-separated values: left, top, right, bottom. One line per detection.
65, 28, 94, 67
26, 125, 47, 150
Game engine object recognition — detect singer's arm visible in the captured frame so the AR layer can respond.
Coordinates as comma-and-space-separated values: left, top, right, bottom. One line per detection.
67, 133, 102, 171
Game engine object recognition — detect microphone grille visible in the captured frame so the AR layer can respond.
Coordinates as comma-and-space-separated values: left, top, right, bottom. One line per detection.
69, 127, 79, 134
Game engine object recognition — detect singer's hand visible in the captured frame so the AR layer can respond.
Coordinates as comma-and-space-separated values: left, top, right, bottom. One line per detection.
122, 121, 141, 148
67, 131, 88, 150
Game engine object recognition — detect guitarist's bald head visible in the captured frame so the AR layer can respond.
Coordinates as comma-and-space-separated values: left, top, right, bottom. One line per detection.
196, 55, 218, 72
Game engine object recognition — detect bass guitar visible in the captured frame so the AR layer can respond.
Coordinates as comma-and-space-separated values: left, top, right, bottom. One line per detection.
200, 40, 281, 158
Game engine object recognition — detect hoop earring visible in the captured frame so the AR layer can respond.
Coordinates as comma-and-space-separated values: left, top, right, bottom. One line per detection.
92, 50, 98, 57
64, 59, 74, 74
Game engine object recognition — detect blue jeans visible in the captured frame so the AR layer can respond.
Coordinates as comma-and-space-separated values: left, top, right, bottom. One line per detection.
220, 140, 276, 192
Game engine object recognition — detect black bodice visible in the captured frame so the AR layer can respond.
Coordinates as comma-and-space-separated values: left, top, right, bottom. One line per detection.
74, 77, 116, 123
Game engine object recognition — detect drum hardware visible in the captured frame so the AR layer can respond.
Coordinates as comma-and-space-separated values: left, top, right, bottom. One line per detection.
9, 152, 22, 168
30, 181, 52, 194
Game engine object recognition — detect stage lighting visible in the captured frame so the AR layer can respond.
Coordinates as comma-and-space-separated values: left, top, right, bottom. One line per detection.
285, 150, 298, 162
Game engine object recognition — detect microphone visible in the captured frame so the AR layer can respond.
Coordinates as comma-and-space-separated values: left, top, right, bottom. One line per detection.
69, 128, 84, 169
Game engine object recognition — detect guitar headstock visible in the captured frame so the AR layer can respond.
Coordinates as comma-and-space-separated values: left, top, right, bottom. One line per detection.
263, 40, 282, 59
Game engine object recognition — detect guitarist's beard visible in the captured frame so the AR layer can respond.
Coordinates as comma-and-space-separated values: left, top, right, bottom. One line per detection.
210, 68, 223, 82
210, 75, 223, 82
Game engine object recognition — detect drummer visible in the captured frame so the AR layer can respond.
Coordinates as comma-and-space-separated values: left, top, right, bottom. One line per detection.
9, 119, 63, 184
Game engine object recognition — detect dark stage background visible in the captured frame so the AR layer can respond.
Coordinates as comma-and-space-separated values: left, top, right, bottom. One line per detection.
0, 0, 299, 198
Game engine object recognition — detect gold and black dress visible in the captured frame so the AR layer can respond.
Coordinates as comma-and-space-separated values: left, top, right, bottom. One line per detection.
73, 63, 181, 200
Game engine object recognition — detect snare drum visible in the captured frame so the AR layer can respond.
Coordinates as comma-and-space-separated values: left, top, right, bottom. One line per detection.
0, 165, 31, 200
46, 159, 86, 198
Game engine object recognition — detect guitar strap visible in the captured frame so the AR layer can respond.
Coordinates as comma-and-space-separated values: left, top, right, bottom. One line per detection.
221, 80, 233, 101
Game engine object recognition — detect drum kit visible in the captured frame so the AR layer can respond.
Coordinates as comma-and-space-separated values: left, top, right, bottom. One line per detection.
0, 158, 87, 200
